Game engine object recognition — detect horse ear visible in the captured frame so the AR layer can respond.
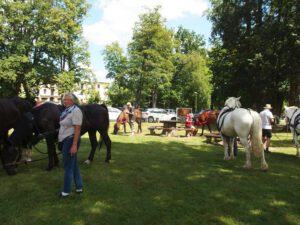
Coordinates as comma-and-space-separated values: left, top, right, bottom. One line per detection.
237, 96, 241, 100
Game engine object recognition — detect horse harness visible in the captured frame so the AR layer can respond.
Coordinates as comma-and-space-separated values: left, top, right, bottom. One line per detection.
217, 107, 252, 137
289, 108, 300, 136
217, 107, 235, 132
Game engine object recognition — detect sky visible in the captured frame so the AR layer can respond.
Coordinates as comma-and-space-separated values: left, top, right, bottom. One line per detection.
83, 0, 212, 82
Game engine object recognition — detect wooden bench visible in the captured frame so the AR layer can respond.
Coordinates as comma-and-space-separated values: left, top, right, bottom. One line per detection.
148, 126, 163, 135
163, 127, 176, 136
203, 133, 222, 144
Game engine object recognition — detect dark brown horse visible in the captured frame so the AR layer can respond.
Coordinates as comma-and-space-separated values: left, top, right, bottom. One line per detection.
113, 108, 142, 134
195, 110, 220, 135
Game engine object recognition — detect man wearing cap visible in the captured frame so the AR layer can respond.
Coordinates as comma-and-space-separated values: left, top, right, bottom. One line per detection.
126, 102, 135, 135
260, 104, 274, 153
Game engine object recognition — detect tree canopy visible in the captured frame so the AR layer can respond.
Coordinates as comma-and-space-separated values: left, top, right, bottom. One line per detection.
103, 7, 212, 110
0, 0, 91, 101
208, 0, 300, 113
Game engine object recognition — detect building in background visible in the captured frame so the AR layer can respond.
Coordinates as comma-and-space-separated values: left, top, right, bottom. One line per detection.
37, 82, 109, 104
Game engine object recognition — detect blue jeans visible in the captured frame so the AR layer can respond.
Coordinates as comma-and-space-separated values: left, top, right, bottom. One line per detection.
62, 136, 83, 193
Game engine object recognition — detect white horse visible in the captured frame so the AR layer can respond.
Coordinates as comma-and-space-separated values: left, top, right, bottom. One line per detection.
284, 106, 300, 157
217, 97, 268, 171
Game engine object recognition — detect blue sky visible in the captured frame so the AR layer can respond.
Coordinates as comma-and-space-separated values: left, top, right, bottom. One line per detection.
83, 0, 212, 82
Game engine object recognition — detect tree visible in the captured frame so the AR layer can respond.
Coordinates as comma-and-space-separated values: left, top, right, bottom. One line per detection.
128, 6, 175, 107
171, 27, 212, 110
208, 0, 300, 112
102, 42, 133, 105
0, 0, 91, 100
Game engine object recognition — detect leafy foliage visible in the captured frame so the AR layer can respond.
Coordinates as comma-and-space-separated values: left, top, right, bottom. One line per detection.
208, 0, 300, 112
0, 0, 91, 100
104, 7, 212, 109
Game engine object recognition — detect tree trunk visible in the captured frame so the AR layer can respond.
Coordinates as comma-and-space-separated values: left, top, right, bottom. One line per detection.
152, 88, 158, 108
289, 78, 300, 106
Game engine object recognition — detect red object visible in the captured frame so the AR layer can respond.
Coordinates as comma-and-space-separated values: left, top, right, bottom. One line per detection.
33, 101, 43, 108
185, 114, 193, 127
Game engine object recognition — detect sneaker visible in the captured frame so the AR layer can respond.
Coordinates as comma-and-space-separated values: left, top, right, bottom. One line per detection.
58, 192, 69, 198
84, 159, 91, 164
76, 189, 83, 194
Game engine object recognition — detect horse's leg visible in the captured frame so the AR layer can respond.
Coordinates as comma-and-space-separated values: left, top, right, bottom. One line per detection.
207, 124, 212, 133
137, 120, 142, 133
233, 137, 238, 156
99, 130, 111, 163
85, 130, 98, 164
228, 138, 234, 159
123, 123, 126, 133
222, 136, 230, 160
260, 148, 268, 171
293, 132, 299, 157
201, 125, 204, 136
46, 136, 58, 171
239, 137, 251, 169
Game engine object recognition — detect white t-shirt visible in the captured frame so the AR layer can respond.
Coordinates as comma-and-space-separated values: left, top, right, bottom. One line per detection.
58, 106, 83, 142
260, 109, 274, 129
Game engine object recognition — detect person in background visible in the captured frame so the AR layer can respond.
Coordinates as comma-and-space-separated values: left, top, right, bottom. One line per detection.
58, 93, 83, 198
260, 104, 274, 153
126, 102, 135, 135
185, 113, 197, 136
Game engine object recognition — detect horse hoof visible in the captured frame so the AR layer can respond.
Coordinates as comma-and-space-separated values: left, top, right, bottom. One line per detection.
46, 167, 53, 171
105, 159, 110, 163
84, 159, 91, 164
261, 164, 269, 171
243, 164, 252, 169
224, 156, 230, 160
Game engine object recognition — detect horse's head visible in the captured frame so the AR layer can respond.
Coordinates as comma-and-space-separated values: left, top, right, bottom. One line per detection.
197, 111, 207, 122
284, 106, 298, 124
1, 141, 21, 176
225, 97, 242, 109
113, 122, 120, 134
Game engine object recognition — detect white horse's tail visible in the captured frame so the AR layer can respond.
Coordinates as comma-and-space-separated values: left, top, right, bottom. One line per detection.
249, 110, 264, 157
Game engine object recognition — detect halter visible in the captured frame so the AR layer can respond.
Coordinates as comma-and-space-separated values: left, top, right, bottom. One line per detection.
288, 108, 300, 136
2, 148, 20, 168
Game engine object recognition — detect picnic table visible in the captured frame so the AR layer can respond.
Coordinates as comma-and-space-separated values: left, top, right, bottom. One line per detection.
160, 120, 181, 136
203, 133, 222, 144
148, 120, 195, 137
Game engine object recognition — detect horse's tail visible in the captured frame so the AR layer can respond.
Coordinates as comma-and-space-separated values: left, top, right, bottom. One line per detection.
100, 104, 109, 131
249, 110, 264, 157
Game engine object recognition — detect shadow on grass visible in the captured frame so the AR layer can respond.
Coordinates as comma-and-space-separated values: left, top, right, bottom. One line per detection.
0, 136, 300, 225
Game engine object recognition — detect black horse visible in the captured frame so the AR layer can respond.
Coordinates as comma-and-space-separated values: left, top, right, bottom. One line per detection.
80, 104, 111, 163
2, 102, 111, 175
0, 97, 32, 175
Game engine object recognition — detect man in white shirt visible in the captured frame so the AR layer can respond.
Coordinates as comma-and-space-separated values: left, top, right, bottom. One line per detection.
260, 104, 274, 153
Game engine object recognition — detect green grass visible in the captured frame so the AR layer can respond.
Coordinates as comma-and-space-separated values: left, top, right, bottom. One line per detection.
0, 123, 300, 225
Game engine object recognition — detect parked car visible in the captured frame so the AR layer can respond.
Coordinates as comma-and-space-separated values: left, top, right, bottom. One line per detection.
142, 108, 177, 123
108, 107, 121, 121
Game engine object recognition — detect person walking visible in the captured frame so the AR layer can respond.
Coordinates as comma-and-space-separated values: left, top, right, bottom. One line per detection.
58, 93, 83, 197
260, 104, 274, 153
126, 102, 135, 135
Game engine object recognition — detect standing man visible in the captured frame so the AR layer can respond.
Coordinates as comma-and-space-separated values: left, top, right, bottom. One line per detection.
126, 102, 135, 135
58, 93, 83, 197
260, 104, 274, 153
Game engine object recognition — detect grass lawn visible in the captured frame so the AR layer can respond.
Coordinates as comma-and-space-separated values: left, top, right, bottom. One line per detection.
0, 122, 300, 225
